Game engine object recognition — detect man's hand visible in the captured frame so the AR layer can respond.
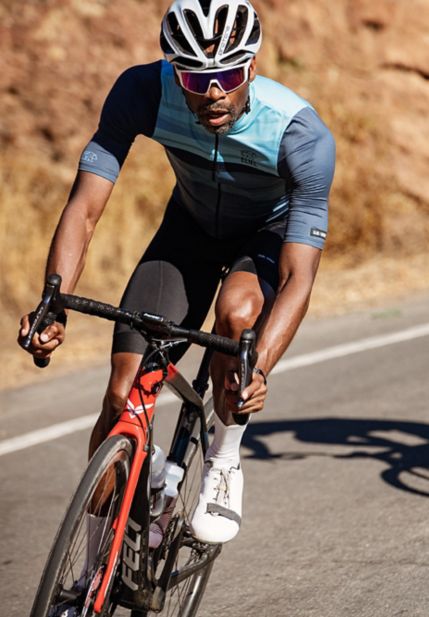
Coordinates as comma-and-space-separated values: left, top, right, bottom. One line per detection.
18, 314, 65, 360
224, 369, 267, 414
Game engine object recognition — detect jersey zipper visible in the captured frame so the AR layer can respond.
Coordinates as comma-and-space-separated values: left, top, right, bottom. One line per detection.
212, 134, 221, 238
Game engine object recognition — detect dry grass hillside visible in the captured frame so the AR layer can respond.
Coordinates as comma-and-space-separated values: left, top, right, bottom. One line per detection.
1, 0, 428, 388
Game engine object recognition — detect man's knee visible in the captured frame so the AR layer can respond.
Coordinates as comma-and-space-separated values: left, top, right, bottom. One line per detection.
92, 380, 132, 448
105, 353, 142, 413
215, 290, 264, 337
104, 382, 130, 420
94, 353, 141, 438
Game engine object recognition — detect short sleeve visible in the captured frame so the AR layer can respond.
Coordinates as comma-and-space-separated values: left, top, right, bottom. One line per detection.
78, 62, 162, 183
278, 106, 336, 249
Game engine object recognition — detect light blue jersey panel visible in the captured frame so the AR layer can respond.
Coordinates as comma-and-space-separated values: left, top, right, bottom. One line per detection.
153, 63, 217, 162
220, 75, 311, 174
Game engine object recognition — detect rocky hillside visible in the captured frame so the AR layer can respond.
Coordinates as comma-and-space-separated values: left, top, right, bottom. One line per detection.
1, 0, 428, 317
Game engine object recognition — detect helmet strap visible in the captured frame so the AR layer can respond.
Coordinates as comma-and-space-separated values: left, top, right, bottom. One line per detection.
244, 95, 251, 114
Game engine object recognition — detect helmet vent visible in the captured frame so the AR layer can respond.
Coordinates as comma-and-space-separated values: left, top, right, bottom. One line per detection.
197, 0, 212, 17
246, 13, 261, 45
174, 56, 205, 69
224, 6, 248, 53
219, 50, 247, 65
184, 9, 205, 45
167, 12, 195, 56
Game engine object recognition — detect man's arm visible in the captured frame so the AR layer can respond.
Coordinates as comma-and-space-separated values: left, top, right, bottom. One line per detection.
238, 107, 335, 410
45, 171, 114, 292
255, 106, 334, 372
18, 171, 114, 358
255, 242, 320, 375
235, 242, 320, 411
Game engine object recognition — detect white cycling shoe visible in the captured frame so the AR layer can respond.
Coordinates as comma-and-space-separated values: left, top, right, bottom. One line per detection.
190, 459, 243, 544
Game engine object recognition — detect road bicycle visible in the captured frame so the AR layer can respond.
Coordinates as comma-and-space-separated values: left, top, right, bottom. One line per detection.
23, 274, 256, 617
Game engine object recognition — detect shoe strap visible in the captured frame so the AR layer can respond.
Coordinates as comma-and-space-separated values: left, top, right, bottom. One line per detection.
206, 503, 241, 525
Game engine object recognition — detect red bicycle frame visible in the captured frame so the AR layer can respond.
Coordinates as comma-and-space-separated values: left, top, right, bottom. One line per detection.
93, 365, 165, 613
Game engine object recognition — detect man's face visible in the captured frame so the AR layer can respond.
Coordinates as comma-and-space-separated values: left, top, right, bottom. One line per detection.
178, 58, 256, 135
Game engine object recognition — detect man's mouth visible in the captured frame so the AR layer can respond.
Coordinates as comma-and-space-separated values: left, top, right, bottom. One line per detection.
200, 109, 231, 126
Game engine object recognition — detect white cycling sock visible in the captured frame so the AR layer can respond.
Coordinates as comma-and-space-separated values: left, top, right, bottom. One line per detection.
206, 413, 248, 467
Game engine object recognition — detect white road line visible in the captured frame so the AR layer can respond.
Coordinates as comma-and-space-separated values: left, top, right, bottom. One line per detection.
0, 391, 177, 457
272, 323, 429, 374
0, 415, 99, 457
1, 323, 428, 457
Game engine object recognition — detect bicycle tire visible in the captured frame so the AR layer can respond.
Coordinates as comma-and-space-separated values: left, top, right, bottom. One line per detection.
30, 435, 132, 617
137, 396, 220, 617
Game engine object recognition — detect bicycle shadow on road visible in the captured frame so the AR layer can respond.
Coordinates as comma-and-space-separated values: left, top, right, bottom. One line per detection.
242, 417, 429, 497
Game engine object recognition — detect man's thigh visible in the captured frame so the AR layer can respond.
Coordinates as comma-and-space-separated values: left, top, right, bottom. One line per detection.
112, 201, 224, 360
217, 217, 286, 326
228, 217, 286, 292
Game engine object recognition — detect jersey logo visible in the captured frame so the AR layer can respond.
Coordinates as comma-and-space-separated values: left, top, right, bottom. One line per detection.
310, 227, 327, 239
82, 150, 98, 163
241, 149, 259, 167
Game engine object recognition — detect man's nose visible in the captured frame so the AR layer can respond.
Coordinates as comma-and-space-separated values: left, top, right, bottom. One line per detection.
206, 84, 226, 101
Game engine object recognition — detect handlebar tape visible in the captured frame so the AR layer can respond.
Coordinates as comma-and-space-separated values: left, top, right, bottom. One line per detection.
62, 296, 241, 356
178, 328, 239, 356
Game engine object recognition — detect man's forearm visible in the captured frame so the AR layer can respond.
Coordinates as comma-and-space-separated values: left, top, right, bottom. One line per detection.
46, 200, 95, 294
255, 273, 312, 375
44, 171, 113, 294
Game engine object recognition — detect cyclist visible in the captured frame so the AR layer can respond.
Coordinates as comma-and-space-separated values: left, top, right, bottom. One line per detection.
19, 0, 335, 549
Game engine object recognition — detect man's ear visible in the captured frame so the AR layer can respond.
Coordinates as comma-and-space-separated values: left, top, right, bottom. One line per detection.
249, 57, 257, 83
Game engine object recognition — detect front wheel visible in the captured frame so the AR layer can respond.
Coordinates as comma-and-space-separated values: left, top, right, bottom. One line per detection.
30, 435, 132, 617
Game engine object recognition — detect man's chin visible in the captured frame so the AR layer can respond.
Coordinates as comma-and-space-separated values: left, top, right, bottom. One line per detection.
198, 116, 235, 135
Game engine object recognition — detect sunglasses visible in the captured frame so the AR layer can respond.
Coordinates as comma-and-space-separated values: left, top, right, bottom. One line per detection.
175, 61, 251, 96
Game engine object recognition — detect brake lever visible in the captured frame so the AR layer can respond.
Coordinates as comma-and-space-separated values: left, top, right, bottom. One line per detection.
233, 329, 257, 426
22, 274, 63, 368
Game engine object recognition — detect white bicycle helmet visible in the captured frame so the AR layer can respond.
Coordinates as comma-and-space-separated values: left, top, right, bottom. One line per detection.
160, 0, 262, 70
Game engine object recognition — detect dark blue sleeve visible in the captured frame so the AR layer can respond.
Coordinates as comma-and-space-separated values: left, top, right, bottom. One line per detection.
78, 61, 162, 182
278, 106, 336, 249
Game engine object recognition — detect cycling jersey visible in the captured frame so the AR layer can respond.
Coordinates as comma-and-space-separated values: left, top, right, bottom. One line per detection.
79, 60, 335, 248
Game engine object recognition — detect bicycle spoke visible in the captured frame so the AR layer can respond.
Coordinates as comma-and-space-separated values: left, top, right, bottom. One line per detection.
30, 438, 131, 617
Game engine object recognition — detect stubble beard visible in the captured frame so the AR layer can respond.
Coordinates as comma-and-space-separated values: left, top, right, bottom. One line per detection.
196, 101, 242, 135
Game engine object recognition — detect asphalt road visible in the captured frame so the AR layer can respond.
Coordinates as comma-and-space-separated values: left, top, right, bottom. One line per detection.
1, 292, 429, 617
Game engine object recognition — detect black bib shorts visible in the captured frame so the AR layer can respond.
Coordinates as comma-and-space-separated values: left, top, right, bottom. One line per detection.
112, 200, 287, 362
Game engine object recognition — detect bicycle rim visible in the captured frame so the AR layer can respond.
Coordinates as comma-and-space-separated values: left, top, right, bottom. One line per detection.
148, 397, 220, 617
30, 435, 132, 617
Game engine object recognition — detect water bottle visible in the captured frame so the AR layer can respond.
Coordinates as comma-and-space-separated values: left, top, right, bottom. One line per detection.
150, 445, 166, 517
148, 461, 183, 550
164, 461, 184, 498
